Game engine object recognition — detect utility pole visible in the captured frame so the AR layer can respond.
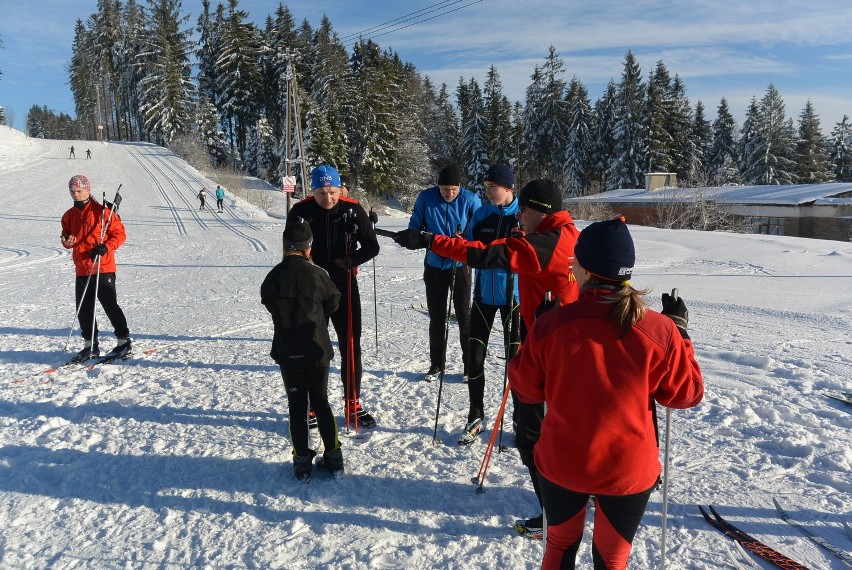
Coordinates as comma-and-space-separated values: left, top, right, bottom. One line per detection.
281, 49, 309, 210
95, 84, 103, 143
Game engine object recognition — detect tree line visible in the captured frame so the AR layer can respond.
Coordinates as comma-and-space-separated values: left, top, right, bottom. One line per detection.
22, 0, 852, 202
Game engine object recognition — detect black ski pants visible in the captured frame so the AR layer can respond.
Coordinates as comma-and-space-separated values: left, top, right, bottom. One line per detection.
280, 366, 339, 458
466, 299, 520, 423
328, 273, 363, 404
539, 475, 654, 569
423, 263, 471, 373
75, 273, 129, 343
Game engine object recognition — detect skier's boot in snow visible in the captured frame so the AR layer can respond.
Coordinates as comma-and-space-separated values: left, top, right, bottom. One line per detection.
457, 417, 483, 446
348, 401, 376, 428
70, 340, 100, 363
106, 337, 132, 360
423, 365, 442, 383
316, 447, 344, 478
514, 513, 544, 540
293, 450, 315, 483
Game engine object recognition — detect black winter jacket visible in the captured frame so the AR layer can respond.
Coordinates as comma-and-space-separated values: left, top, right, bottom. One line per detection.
287, 196, 380, 287
261, 254, 341, 368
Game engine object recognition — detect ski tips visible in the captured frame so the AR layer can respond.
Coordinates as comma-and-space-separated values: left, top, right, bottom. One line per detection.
671, 288, 679, 300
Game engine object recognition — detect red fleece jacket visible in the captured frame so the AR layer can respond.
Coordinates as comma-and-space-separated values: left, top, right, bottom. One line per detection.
509, 290, 704, 495
61, 199, 126, 276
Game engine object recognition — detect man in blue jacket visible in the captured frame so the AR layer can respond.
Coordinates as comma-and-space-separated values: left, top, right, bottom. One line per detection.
408, 165, 481, 381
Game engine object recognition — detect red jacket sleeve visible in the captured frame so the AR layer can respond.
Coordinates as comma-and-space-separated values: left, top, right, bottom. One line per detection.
430, 233, 544, 274
653, 333, 704, 409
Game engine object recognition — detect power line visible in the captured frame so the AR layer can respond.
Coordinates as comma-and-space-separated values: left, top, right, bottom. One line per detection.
340, 0, 485, 49
338, 0, 465, 43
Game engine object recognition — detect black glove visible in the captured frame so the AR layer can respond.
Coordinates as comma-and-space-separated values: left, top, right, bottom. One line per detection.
89, 244, 108, 259
661, 288, 689, 337
535, 296, 560, 318
333, 257, 353, 270
393, 228, 433, 250
368, 208, 379, 224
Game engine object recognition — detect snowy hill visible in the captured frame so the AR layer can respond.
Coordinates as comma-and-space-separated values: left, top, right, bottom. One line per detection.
0, 125, 850, 569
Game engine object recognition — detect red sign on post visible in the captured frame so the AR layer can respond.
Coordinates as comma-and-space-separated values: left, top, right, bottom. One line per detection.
281, 176, 296, 193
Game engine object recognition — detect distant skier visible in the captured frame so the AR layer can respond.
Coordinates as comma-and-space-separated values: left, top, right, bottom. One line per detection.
60, 174, 132, 362
197, 187, 207, 210
86, 149, 92, 159
261, 216, 345, 482
215, 185, 225, 213
69, 146, 75, 159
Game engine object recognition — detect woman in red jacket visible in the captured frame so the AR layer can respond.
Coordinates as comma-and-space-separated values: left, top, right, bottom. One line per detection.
509, 218, 703, 570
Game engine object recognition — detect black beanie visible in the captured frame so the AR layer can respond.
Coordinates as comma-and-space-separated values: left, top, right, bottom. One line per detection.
283, 216, 313, 251
437, 165, 461, 186
517, 180, 563, 215
483, 163, 515, 190
574, 217, 635, 281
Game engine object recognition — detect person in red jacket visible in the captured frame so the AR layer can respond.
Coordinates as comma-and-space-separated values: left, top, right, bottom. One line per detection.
60, 175, 131, 361
394, 179, 579, 538
508, 218, 704, 570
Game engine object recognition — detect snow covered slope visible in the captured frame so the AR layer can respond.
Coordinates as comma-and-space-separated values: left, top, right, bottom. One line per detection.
1, 125, 850, 569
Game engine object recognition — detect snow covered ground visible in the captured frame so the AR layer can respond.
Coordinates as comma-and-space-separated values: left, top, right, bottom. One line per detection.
0, 125, 850, 569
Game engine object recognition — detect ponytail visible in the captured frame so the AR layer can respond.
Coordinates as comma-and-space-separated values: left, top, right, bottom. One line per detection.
584, 276, 649, 337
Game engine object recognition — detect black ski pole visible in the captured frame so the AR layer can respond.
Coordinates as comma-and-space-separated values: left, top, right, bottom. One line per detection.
370, 214, 379, 354
374, 227, 399, 239
431, 223, 463, 445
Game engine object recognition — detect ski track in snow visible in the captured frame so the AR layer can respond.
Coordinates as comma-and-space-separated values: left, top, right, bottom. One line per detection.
0, 125, 850, 569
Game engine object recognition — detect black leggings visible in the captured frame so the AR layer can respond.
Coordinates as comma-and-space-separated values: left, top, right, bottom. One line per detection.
423, 263, 471, 372
75, 273, 129, 342
280, 366, 339, 458
466, 299, 520, 422
539, 475, 654, 570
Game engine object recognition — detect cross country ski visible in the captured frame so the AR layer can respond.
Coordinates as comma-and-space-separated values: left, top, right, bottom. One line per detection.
772, 497, 852, 567
700, 505, 812, 570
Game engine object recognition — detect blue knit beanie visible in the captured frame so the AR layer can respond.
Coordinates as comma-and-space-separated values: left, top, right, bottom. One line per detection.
483, 164, 515, 190
311, 165, 341, 190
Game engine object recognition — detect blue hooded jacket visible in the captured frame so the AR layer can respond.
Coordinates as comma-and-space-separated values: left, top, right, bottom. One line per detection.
466, 197, 520, 306
409, 186, 481, 269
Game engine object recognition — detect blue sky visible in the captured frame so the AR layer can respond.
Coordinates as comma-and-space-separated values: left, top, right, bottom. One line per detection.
2, 0, 852, 134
